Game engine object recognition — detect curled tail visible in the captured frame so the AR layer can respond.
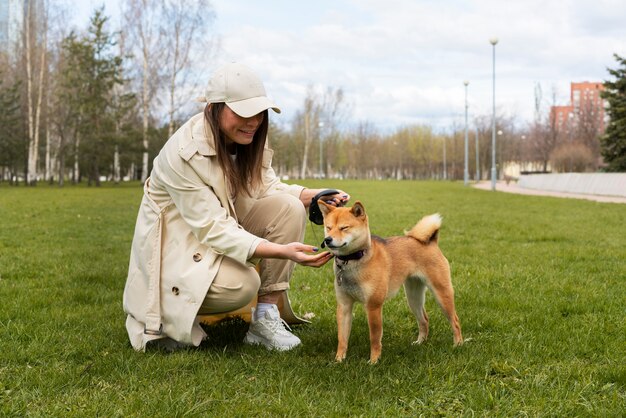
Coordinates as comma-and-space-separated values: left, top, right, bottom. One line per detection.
405, 213, 442, 244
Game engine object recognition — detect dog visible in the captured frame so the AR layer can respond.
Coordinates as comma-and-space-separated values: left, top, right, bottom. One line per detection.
318, 200, 463, 364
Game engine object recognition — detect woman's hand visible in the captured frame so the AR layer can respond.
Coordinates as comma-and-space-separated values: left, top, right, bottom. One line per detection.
300, 188, 351, 208
254, 241, 333, 267
283, 242, 334, 267
325, 190, 350, 207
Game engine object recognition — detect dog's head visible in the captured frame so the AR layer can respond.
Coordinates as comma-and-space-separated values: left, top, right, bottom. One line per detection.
318, 200, 371, 256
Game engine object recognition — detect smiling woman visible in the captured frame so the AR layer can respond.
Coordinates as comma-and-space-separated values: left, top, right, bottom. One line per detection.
220, 108, 265, 147
122, 62, 350, 353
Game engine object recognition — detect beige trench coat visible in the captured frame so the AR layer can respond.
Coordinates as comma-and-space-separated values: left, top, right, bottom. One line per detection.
123, 112, 304, 351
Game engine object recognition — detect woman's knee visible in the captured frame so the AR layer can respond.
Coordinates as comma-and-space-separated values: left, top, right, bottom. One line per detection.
201, 262, 261, 314
239, 270, 261, 305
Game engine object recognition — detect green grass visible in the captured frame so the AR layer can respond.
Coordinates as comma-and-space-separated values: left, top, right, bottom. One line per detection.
1, 180, 625, 416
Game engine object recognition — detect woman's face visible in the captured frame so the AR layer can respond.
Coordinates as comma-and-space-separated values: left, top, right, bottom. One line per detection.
219, 105, 265, 147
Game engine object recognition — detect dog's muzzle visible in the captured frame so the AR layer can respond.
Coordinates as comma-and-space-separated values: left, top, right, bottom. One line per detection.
321, 236, 333, 249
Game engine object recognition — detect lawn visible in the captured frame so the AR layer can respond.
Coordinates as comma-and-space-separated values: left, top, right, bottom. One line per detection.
0, 180, 624, 416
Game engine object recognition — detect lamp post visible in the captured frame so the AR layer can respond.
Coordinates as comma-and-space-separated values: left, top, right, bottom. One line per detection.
463, 80, 469, 186
475, 127, 479, 181
489, 37, 498, 191
318, 121, 324, 178
443, 136, 447, 180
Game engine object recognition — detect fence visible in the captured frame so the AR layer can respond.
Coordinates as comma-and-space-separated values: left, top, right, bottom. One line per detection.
518, 173, 626, 197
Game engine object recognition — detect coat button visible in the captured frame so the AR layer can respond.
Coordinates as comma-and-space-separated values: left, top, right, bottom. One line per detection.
172, 287, 180, 295
193, 252, 202, 262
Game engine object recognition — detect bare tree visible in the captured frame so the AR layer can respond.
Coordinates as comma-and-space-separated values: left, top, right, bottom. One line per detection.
318, 86, 347, 177
161, 0, 216, 138
24, 0, 48, 185
525, 84, 560, 172
123, 0, 164, 183
43, 2, 71, 185
298, 89, 317, 179
293, 85, 348, 179
573, 99, 603, 168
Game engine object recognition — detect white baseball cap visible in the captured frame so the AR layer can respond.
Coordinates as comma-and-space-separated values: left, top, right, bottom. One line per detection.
198, 62, 281, 118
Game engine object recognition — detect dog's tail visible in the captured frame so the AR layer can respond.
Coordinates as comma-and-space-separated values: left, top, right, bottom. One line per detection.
405, 213, 442, 244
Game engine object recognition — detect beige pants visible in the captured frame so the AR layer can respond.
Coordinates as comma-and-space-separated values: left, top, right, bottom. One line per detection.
198, 194, 306, 315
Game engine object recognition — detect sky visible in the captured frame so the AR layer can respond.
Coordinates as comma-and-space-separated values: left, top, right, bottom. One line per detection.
74, 0, 626, 133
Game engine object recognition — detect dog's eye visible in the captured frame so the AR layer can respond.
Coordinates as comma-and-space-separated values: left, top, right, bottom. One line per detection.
340, 226, 349, 231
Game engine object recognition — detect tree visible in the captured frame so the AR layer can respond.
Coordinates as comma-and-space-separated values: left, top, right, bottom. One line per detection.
161, 0, 216, 138
600, 54, 626, 171
525, 83, 559, 172
24, 0, 49, 185
57, 9, 126, 186
318, 87, 347, 177
123, 0, 165, 183
0, 75, 24, 183
296, 89, 318, 179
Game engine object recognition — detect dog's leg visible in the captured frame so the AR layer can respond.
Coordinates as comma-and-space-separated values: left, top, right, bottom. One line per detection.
425, 268, 463, 346
365, 302, 384, 364
335, 298, 354, 362
404, 276, 429, 344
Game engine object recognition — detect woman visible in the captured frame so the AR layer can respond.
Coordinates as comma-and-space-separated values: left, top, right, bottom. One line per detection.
123, 62, 349, 352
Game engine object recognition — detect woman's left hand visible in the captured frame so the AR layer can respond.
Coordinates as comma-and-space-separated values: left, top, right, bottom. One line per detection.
323, 190, 350, 207
301, 188, 351, 209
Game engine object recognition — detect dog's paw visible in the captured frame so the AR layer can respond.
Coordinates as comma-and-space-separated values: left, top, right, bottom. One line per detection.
454, 336, 470, 347
411, 336, 427, 345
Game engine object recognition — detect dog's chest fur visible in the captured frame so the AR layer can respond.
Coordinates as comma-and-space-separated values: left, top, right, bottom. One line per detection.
333, 261, 366, 300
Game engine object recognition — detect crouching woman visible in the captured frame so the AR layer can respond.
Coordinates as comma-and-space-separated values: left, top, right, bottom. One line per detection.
123, 63, 349, 352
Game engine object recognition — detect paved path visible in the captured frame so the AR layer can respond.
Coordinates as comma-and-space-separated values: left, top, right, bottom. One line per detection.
472, 181, 626, 204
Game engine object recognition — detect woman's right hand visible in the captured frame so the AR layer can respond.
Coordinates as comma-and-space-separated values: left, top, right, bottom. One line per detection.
283, 242, 334, 267
254, 241, 334, 267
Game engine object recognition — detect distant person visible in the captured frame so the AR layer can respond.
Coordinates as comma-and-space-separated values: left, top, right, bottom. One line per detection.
123, 62, 349, 352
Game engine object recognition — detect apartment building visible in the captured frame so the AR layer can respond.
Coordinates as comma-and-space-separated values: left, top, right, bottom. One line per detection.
550, 81, 607, 134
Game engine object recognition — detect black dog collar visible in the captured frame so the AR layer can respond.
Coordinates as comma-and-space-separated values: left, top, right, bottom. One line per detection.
336, 250, 366, 262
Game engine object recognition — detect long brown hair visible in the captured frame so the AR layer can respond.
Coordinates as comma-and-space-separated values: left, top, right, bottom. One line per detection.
204, 103, 268, 196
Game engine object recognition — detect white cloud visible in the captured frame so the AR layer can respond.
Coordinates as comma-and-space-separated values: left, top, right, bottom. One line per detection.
74, 0, 626, 133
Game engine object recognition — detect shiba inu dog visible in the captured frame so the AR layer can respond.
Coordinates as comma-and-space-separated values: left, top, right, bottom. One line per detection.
318, 200, 463, 364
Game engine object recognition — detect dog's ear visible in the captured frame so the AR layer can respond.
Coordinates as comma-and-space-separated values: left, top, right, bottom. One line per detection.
317, 199, 335, 218
351, 201, 366, 218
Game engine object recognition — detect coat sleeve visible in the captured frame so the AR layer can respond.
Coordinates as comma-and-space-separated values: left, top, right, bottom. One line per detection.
151, 149, 264, 266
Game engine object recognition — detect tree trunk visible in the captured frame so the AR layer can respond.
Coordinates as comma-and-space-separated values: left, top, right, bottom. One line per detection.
25, 1, 35, 185
113, 145, 120, 184
73, 132, 80, 184
24, 1, 47, 186
141, 46, 150, 182
300, 112, 310, 179
45, 106, 51, 183
167, 33, 179, 138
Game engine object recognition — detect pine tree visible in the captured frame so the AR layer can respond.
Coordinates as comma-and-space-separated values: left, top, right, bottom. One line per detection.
0, 75, 25, 183
600, 54, 626, 171
58, 8, 125, 186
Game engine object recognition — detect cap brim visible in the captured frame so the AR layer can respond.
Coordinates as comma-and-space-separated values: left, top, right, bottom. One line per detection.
226, 96, 281, 118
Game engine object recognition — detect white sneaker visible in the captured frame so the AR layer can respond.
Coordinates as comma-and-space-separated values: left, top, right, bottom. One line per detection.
244, 305, 301, 351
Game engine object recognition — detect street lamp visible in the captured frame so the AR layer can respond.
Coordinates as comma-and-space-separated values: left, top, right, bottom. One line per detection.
443, 136, 447, 180
463, 80, 469, 186
318, 121, 324, 178
475, 127, 479, 181
489, 37, 498, 191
